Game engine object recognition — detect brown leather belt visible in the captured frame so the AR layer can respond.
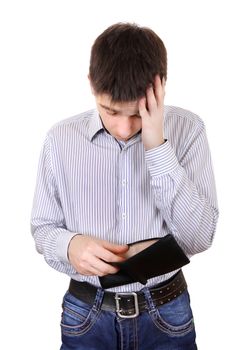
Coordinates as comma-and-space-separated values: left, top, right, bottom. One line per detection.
69, 270, 187, 319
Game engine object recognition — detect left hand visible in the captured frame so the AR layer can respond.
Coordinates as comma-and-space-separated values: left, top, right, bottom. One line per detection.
139, 75, 166, 151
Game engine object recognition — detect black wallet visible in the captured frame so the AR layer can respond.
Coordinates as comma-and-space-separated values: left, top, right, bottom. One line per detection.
99, 234, 190, 289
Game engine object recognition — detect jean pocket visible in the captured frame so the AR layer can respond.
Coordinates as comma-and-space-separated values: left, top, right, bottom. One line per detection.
60, 292, 100, 337
149, 290, 195, 337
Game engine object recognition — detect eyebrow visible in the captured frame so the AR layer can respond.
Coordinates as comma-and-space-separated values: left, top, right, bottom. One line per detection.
100, 103, 140, 116
100, 104, 120, 113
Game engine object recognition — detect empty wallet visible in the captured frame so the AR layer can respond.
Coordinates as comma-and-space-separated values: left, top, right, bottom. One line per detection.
99, 234, 190, 289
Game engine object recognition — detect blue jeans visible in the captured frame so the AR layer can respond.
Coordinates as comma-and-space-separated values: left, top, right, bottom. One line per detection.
60, 287, 197, 350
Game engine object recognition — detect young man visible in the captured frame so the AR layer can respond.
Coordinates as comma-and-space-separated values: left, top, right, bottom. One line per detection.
31, 23, 219, 349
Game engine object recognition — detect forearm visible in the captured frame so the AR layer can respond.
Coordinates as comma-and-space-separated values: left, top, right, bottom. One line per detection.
150, 167, 218, 255
31, 134, 79, 275
145, 139, 219, 256
31, 221, 79, 274
31, 219, 129, 277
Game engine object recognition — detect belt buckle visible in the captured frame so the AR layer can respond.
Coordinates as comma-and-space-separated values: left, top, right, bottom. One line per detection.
115, 292, 139, 319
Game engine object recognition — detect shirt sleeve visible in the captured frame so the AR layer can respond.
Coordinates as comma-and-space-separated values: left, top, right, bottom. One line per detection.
145, 121, 219, 256
31, 134, 78, 274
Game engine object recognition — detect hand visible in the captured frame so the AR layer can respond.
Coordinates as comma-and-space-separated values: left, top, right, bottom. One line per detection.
68, 235, 129, 276
139, 75, 166, 151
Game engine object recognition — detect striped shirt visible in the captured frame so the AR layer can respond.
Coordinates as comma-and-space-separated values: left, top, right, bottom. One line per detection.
31, 105, 219, 292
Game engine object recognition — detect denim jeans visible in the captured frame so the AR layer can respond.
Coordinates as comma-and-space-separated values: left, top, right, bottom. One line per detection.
60, 286, 197, 350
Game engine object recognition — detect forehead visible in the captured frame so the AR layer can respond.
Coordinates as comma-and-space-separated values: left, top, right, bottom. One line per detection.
97, 94, 139, 114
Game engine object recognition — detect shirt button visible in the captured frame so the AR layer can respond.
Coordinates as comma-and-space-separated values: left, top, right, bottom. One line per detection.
122, 180, 127, 186
122, 213, 126, 219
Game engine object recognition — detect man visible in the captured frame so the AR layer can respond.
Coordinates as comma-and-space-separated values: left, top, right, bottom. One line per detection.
31, 23, 219, 349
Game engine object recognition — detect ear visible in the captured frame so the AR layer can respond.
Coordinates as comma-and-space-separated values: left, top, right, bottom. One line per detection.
88, 74, 96, 96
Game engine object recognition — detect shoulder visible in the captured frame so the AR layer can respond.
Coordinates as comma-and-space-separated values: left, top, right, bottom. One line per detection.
164, 106, 205, 146
164, 105, 205, 131
163, 106, 207, 157
47, 109, 96, 138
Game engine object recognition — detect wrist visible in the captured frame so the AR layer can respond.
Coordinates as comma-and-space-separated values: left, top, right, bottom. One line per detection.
144, 137, 165, 151
145, 140, 179, 177
67, 234, 83, 261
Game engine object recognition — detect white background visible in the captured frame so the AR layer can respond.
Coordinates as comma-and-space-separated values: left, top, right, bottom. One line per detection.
0, 0, 248, 349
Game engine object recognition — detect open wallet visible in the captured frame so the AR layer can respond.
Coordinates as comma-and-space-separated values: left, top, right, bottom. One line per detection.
99, 234, 190, 289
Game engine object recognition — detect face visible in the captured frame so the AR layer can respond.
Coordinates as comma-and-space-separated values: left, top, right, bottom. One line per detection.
94, 94, 142, 142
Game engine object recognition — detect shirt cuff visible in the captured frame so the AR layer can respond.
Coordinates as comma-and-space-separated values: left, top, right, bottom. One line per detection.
145, 141, 179, 177
56, 230, 81, 263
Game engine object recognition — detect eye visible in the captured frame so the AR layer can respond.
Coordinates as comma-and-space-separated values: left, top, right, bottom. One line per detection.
106, 110, 117, 116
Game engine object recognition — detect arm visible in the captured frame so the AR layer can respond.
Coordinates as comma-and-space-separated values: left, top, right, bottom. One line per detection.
31, 135, 76, 274
31, 134, 128, 276
139, 76, 219, 256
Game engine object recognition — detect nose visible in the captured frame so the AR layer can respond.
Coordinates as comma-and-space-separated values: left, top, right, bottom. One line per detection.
116, 117, 133, 139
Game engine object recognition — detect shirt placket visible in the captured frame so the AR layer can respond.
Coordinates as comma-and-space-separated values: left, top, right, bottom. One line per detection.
118, 143, 129, 237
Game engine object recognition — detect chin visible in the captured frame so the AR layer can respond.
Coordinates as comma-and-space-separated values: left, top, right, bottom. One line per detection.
115, 136, 130, 141
119, 137, 132, 141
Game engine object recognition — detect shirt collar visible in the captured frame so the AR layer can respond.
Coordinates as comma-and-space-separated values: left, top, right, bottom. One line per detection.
88, 109, 105, 141
88, 109, 142, 145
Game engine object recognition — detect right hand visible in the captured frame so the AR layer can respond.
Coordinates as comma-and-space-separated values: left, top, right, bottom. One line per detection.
68, 235, 129, 277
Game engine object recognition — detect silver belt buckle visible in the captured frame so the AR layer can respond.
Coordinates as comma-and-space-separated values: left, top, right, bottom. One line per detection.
115, 292, 139, 318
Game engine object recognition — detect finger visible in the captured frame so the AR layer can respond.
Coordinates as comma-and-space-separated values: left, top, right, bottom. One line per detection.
82, 265, 103, 276
95, 245, 128, 264
81, 255, 119, 276
100, 250, 127, 264
138, 97, 149, 118
75, 257, 101, 276
90, 257, 119, 276
154, 75, 165, 105
163, 76, 166, 88
146, 85, 157, 112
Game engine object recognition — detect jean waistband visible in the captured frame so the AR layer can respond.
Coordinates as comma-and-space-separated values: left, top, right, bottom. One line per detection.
69, 270, 187, 318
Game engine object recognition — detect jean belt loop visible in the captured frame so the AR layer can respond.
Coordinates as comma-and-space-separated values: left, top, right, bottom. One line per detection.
93, 287, 105, 311
142, 287, 157, 312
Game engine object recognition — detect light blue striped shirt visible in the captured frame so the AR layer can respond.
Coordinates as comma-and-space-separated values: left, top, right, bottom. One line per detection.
31, 105, 219, 292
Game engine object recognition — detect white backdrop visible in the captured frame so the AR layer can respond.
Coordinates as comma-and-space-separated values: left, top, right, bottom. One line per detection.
0, 0, 248, 349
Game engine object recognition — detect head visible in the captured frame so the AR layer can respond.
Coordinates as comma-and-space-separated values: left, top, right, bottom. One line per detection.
89, 22, 167, 141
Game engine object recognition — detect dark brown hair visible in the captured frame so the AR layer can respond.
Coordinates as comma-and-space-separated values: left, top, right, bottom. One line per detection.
89, 23, 167, 102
